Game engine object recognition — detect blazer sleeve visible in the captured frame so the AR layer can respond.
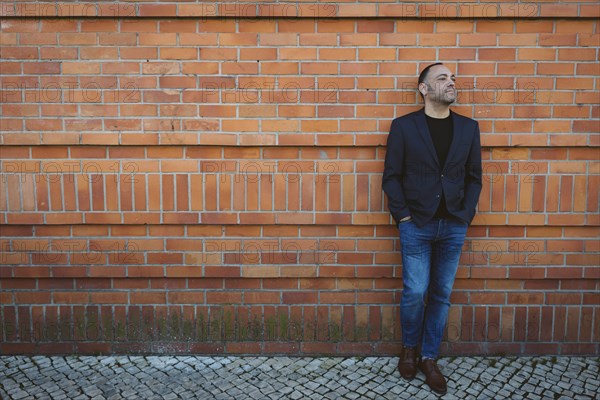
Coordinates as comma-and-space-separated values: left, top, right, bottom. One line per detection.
382, 119, 411, 224
463, 121, 483, 222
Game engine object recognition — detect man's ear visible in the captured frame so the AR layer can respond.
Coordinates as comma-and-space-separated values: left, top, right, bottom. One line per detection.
418, 82, 427, 97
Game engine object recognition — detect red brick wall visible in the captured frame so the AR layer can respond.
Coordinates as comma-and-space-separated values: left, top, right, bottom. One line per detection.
1, 1, 598, 355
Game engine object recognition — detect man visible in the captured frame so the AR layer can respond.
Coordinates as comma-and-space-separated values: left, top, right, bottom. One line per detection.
382, 63, 482, 395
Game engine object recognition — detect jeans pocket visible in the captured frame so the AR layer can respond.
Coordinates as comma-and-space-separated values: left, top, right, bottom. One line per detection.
398, 218, 413, 226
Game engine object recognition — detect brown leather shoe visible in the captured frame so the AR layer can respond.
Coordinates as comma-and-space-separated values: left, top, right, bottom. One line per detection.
397, 346, 417, 380
418, 358, 447, 395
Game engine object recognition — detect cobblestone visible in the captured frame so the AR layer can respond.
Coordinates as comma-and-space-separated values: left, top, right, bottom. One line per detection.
0, 356, 598, 399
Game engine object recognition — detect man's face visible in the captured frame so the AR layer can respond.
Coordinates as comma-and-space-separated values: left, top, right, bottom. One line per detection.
420, 65, 456, 105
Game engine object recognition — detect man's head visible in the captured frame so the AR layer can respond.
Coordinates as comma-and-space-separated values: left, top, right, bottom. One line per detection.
418, 63, 456, 105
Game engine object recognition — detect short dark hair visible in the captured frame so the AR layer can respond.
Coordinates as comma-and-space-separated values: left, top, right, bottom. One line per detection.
418, 62, 444, 86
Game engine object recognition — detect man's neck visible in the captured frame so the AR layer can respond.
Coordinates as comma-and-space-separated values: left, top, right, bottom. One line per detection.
424, 103, 451, 119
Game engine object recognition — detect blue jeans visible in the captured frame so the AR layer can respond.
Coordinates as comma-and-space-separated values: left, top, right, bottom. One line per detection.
398, 218, 468, 359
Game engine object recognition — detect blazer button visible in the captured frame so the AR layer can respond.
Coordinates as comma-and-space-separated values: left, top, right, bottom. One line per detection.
436, 194, 440, 198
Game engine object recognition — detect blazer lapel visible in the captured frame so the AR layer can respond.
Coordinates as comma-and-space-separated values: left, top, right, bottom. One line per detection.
445, 110, 464, 169
413, 108, 440, 167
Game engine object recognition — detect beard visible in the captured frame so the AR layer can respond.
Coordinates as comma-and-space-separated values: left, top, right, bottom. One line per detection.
442, 89, 456, 104
427, 83, 456, 104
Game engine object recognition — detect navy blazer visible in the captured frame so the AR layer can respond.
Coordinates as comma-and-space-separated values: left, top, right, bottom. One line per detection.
382, 108, 482, 227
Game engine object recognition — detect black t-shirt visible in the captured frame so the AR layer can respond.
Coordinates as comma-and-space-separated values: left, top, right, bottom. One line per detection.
426, 113, 453, 219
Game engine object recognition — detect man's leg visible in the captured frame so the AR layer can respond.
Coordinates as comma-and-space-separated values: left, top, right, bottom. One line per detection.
397, 220, 434, 379
419, 219, 468, 394
421, 219, 468, 358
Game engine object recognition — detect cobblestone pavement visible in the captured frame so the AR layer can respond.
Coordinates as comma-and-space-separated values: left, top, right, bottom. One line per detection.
0, 355, 598, 400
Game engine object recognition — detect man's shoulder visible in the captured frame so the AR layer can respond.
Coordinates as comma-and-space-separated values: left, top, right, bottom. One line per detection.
451, 110, 478, 126
391, 109, 422, 127
393, 109, 422, 122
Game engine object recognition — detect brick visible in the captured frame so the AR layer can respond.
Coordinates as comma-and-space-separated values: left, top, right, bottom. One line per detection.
558, 48, 596, 61
539, 4, 578, 17
18, 33, 58, 45
439, 48, 476, 60
477, 21, 514, 33
328, 3, 370, 17
358, 48, 396, 61
356, 77, 395, 91
546, 293, 582, 305
478, 48, 517, 62
556, 78, 595, 90
119, 47, 158, 60
39, 20, 76, 33
237, 48, 277, 62
460, 34, 497, 46
339, 33, 378, 47
238, 20, 277, 33
219, 33, 258, 46
554, 20, 595, 34
168, 292, 206, 304
415, 33, 455, 47
436, 21, 474, 33
160, 48, 198, 60
539, 34, 577, 47
138, 4, 176, 17
494, 63, 533, 77
99, 33, 136, 46
277, 47, 318, 61
0, 46, 38, 59
58, 33, 96, 46
566, 254, 600, 266
575, 92, 600, 104
159, 20, 196, 33
517, 48, 556, 61
256, 33, 294, 47
515, 20, 553, 33
395, 48, 436, 62
177, 34, 218, 47
130, 292, 166, 304
579, 34, 600, 47
119, 20, 157, 33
